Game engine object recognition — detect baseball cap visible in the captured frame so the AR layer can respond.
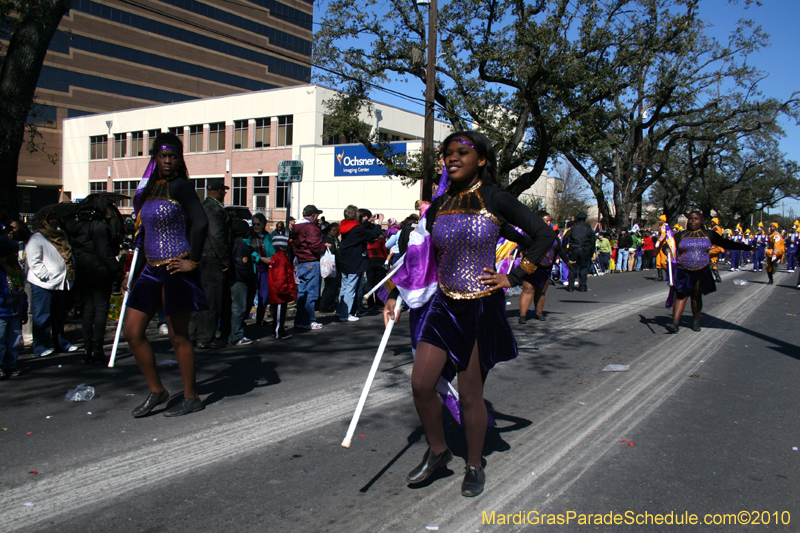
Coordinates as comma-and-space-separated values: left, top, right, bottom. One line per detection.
302, 205, 323, 216
207, 179, 229, 191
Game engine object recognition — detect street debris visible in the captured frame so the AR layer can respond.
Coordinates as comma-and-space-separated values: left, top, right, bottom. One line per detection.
157, 359, 179, 367
87, 412, 92, 415
426, 527, 439, 531
732, 279, 749, 285
22, 503, 33, 507
29, 471, 38, 475
65, 384, 95, 402
689, 375, 701, 379
603, 364, 629, 372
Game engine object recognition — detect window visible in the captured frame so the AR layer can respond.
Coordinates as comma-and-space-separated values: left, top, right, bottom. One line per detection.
131, 131, 144, 157
169, 126, 184, 140
89, 182, 107, 194
379, 132, 388, 142
90, 135, 107, 160
276, 181, 290, 208
209, 122, 225, 151
254, 117, 271, 148
148, 129, 161, 153
277, 115, 293, 146
234, 120, 248, 149
114, 134, 126, 158
192, 178, 208, 201
253, 176, 269, 194
232, 177, 247, 206
391, 135, 400, 141
112, 180, 138, 207
188, 125, 203, 152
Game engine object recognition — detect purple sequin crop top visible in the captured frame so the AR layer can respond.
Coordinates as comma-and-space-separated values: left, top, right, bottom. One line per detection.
432, 183, 502, 299
139, 180, 192, 266
676, 231, 711, 271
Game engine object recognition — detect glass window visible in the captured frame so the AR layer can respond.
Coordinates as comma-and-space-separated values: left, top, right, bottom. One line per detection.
148, 129, 161, 153
255, 117, 271, 148
232, 177, 247, 206
209, 122, 225, 151
112, 180, 138, 207
188, 124, 203, 152
89, 182, 107, 194
131, 131, 144, 157
90, 135, 107, 160
169, 126, 184, 140
114, 134, 126, 158
234, 120, 248, 149
277, 115, 293, 146
253, 176, 269, 194
276, 181, 289, 208
192, 178, 208, 201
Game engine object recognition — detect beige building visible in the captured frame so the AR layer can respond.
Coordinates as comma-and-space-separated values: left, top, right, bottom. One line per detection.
16, 0, 313, 213
62, 85, 450, 222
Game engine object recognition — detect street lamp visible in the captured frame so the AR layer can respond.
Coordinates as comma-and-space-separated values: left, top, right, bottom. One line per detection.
418, 0, 437, 202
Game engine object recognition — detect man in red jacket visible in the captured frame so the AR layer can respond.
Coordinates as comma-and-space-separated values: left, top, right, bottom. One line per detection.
291, 205, 328, 330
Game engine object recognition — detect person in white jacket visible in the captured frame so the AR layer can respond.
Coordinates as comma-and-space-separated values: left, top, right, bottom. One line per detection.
25, 210, 77, 357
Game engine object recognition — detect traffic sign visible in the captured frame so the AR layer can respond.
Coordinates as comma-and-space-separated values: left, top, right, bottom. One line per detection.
278, 160, 303, 182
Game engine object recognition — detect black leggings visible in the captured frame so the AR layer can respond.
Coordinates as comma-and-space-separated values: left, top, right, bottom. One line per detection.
81, 282, 112, 345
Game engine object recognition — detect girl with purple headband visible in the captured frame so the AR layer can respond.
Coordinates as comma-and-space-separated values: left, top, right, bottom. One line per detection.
383, 130, 555, 497
665, 210, 753, 333
122, 131, 210, 417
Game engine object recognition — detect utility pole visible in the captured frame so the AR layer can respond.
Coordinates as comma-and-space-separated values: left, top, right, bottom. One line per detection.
420, 0, 437, 202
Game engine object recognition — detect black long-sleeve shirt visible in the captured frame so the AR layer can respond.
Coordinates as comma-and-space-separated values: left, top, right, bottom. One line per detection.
426, 183, 556, 286
673, 229, 754, 253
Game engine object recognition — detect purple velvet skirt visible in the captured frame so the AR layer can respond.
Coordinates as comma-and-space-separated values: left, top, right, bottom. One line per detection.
415, 288, 518, 379
523, 265, 553, 289
674, 265, 716, 296
127, 264, 208, 317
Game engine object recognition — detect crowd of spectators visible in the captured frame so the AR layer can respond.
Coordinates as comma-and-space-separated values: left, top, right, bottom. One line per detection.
3, 193, 798, 381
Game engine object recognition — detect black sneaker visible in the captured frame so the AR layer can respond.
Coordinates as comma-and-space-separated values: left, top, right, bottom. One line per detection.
691, 322, 701, 332
9, 369, 22, 378
518, 316, 526, 324
665, 322, 680, 334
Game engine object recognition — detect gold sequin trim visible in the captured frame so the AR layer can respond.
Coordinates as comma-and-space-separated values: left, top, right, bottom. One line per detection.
440, 286, 497, 300
519, 257, 538, 274
147, 250, 191, 267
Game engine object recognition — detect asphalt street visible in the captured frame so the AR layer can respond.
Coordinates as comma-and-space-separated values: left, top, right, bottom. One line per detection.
1, 265, 798, 533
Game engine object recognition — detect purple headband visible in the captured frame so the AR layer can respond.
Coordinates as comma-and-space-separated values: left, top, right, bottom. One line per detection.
452, 138, 476, 150
156, 144, 182, 154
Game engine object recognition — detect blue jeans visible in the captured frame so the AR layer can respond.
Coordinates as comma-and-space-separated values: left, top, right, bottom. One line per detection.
616, 249, 629, 271
229, 281, 249, 343
634, 255, 642, 271
295, 261, 320, 326
337, 273, 364, 319
0, 316, 22, 371
31, 285, 70, 356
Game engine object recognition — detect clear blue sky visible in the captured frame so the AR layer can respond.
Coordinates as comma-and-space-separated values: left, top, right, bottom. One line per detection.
700, 0, 800, 217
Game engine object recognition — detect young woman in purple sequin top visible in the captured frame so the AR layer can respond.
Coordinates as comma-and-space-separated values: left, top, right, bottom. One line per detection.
666, 211, 752, 333
122, 132, 210, 418
383, 131, 555, 497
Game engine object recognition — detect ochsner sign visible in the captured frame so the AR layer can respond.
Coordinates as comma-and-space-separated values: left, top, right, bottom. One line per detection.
334, 143, 407, 177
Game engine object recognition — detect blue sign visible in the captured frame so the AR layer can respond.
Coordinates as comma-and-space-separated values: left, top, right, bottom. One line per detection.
334, 143, 407, 177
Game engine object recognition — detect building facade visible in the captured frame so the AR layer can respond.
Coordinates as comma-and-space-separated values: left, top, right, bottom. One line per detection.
62, 85, 451, 222
15, 0, 312, 213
